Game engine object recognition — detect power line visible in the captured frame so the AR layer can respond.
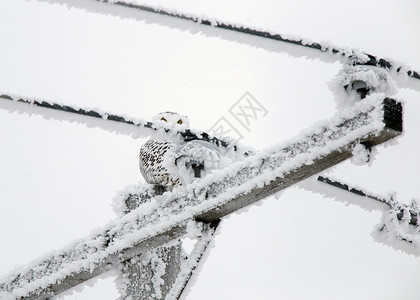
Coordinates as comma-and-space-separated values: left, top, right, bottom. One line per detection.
106, 0, 420, 80
0, 93, 234, 149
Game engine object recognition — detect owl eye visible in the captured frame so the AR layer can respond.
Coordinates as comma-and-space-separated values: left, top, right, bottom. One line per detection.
161, 117, 167, 122
177, 119, 183, 124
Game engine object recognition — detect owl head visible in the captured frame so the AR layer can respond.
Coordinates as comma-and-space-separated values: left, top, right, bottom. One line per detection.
153, 112, 190, 128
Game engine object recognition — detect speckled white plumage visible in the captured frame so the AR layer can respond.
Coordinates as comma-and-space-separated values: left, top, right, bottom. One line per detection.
139, 112, 187, 187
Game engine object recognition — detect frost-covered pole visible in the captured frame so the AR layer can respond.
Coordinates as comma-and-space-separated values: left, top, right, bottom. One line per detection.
116, 188, 183, 300
117, 245, 182, 300
116, 188, 220, 300
0, 96, 402, 300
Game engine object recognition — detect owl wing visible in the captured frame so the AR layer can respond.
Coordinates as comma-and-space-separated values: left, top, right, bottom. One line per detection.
139, 140, 180, 186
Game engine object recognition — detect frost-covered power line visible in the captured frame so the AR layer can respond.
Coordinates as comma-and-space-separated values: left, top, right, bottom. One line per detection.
317, 176, 420, 245
0, 93, 236, 150
46, 0, 420, 81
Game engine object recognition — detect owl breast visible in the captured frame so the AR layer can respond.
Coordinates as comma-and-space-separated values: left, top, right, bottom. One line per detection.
139, 139, 180, 186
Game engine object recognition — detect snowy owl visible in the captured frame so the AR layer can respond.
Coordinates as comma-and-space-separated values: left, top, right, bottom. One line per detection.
139, 112, 223, 189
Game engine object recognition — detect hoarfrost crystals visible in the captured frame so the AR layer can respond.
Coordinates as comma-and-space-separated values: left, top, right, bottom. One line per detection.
117, 247, 169, 300
331, 65, 398, 109
351, 143, 370, 165
373, 197, 420, 249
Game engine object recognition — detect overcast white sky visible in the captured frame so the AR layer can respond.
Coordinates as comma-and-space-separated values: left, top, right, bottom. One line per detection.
0, 0, 420, 299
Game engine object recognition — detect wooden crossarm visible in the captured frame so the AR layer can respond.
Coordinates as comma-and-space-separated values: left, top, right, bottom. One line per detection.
0, 96, 402, 300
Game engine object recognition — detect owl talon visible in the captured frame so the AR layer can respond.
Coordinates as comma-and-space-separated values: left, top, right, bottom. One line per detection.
160, 187, 186, 207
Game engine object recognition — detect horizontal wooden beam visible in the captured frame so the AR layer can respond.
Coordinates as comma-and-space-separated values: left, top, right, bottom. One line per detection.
196, 98, 402, 222
0, 96, 402, 300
